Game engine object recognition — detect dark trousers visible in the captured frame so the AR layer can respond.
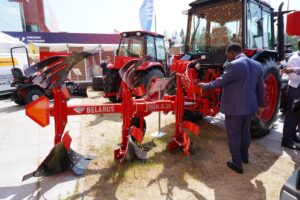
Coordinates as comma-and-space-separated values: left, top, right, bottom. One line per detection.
282, 84, 300, 144
287, 86, 298, 112
283, 111, 300, 144
225, 114, 253, 169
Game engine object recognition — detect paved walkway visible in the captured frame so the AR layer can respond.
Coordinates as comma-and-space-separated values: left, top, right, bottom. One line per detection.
206, 113, 300, 164
0, 95, 84, 200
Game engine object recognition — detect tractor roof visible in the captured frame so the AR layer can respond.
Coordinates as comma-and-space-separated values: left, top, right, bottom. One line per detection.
120, 31, 165, 38
189, 0, 272, 10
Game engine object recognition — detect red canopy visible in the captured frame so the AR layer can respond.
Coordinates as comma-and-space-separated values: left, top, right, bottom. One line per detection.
286, 11, 300, 36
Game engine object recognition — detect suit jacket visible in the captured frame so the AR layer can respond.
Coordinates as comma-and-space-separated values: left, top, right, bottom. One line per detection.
204, 53, 264, 115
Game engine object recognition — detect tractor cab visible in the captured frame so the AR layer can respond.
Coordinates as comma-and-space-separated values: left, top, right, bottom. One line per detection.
183, 0, 277, 64
168, 0, 288, 138
115, 31, 169, 71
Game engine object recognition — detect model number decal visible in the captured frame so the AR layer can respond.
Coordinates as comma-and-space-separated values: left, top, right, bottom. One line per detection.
147, 103, 172, 111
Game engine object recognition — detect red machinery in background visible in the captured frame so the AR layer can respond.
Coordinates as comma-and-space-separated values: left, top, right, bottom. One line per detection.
103, 31, 171, 102
10, 49, 86, 106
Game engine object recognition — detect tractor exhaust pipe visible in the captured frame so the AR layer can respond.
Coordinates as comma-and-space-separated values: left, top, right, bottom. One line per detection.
277, 2, 285, 61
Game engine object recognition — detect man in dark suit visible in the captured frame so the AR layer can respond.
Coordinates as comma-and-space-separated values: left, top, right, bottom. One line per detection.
198, 43, 264, 174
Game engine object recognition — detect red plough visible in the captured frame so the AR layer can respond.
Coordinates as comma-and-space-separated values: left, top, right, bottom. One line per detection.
24, 51, 200, 180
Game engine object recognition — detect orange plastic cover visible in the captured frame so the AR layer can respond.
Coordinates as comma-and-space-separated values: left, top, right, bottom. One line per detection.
25, 96, 50, 127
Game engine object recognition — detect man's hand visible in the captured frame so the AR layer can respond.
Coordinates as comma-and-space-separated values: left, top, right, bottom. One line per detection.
256, 107, 264, 118
282, 67, 294, 74
197, 82, 205, 88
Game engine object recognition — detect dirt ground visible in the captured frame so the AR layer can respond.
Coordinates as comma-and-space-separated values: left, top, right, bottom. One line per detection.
66, 89, 296, 200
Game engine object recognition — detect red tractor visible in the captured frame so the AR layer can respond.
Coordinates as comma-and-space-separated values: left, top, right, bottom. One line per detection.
169, 0, 290, 138
103, 31, 170, 102
10, 48, 87, 105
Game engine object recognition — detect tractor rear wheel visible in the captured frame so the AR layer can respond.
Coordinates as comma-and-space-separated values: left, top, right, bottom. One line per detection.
144, 69, 164, 100
25, 88, 44, 105
92, 76, 104, 91
103, 69, 121, 102
250, 63, 281, 138
165, 73, 176, 95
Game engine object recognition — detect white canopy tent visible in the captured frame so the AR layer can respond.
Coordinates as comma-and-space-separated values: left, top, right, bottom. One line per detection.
0, 31, 27, 54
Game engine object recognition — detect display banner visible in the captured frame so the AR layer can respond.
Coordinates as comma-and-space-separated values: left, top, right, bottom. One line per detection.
139, 0, 154, 31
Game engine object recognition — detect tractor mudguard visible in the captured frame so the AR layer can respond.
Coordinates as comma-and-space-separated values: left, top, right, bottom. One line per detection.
135, 61, 166, 75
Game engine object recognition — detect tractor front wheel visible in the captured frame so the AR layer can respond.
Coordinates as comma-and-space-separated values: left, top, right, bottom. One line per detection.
144, 69, 164, 100
25, 88, 44, 105
103, 69, 121, 102
250, 64, 281, 138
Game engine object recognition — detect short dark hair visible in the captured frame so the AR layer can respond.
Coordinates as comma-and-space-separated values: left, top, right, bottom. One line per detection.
226, 43, 243, 53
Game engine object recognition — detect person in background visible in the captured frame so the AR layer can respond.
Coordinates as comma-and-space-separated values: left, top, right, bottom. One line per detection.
231, 33, 240, 43
281, 40, 300, 150
100, 56, 111, 76
197, 43, 264, 174
22, 56, 35, 77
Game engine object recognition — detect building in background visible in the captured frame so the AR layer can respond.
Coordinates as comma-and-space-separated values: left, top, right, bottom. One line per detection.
0, 0, 120, 80
0, 0, 54, 32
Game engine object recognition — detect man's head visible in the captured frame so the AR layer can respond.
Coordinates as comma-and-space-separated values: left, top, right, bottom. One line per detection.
105, 56, 111, 62
226, 43, 243, 61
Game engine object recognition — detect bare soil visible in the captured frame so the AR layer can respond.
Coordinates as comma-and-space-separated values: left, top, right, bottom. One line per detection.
67, 89, 296, 200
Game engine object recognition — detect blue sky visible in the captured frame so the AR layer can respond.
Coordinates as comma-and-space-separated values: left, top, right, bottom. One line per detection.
47, 0, 300, 35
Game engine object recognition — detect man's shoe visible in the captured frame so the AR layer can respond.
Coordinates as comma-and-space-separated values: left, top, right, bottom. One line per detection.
242, 159, 249, 164
293, 135, 300, 143
294, 138, 300, 143
226, 161, 243, 174
281, 141, 300, 150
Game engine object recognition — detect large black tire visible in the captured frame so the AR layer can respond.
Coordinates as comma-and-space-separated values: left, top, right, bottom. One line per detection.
183, 109, 203, 123
103, 69, 122, 102
25, 88, 44, 105
250, 62, 281, 138
144, 69, 164, 100
92, 76, 104, 91
11, 91, 25, 105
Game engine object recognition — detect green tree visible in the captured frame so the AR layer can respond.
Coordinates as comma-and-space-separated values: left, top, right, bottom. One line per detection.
286, 35, 299, 51
180, 28, 185, 52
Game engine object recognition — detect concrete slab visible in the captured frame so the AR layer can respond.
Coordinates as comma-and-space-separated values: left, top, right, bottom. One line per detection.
0, 95, 85, 199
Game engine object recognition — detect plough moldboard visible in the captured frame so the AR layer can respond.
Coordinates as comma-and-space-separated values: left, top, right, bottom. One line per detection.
24, 51, 200, 180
